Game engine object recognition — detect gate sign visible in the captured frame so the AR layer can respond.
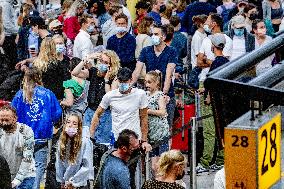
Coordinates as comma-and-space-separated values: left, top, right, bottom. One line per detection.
225, 112, 281, 189
258, 113, 281, 189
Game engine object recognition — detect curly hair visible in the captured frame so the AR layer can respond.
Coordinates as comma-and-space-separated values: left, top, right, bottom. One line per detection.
59, 114, 83, 164
101, 50, 121, 80
33, 37, 58, 72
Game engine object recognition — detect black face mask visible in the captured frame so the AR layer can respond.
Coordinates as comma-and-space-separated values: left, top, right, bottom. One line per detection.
249, 13, 258, 20
0, 123, 15, 132
159, 5, 166, 13
52, 29, 63, 35
176, 170, 185, 180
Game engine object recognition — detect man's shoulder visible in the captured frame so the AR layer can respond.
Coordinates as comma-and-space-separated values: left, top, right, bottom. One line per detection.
17, 122, 34, 136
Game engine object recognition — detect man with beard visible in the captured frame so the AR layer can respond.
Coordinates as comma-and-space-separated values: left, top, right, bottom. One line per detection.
0, 105, 36, 189
100, 129, 140, 189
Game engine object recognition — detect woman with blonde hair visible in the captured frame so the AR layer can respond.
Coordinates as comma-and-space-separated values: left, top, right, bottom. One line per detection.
12, 67, 62, 189
58, 0, 74, 23
56, 113, 93, 189
142, 150, 186, 189
33, 37, 70, 100
63, 0, 86, 57
72, 49, 120, 147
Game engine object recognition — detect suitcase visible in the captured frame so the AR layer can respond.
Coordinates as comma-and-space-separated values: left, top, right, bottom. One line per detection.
171, 104, 195, 152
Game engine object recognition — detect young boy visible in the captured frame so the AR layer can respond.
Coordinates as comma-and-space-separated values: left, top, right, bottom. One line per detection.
209, 33, 230, 72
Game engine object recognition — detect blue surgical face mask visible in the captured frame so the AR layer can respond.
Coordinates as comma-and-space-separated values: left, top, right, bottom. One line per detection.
87, 25, 95, 33
56, 44, 65, 54
151, 35, 161, 46
203, 24, 211, 33
118, 83, 130, 93
97, 63, 108, 73
234, 28, 245, 37
116, 26, 128, 34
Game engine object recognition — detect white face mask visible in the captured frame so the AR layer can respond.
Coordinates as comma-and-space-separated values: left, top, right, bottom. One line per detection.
151, 35, 161, 46
116, 26, 128, 34
203, 24, 211, 33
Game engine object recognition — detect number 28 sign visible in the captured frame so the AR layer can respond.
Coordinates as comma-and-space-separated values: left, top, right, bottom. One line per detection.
258, 113, 281, 189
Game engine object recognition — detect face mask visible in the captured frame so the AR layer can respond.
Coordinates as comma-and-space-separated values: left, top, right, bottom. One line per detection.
234, 28, 245, 37
56, 44, 65, 54
53, 29, 63, 35
32, 30, 39, 37
0, 123, 15, 132
203, 24, 211, 33
87, 25, 95, 33
159, 4, 166, 13
257, 28, 267, 35
249, 13, 258, 20
176, 170, 185, 180
119, 83, 130, 93
65, 127, 78, 137
116, 26, 128, 34
97, 63, 108, 73
151, 35, 161, 46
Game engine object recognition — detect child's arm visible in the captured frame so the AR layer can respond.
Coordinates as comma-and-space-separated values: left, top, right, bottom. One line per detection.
147, 95, 168, 117
60, 89, 74, 107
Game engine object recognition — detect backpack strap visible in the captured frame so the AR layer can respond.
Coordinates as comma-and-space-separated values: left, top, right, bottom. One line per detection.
93, 149, 116, 187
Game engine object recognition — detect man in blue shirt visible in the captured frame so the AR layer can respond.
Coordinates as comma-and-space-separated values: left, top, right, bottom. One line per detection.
106, 13, 136, 71
182, 0, 216, 35
132, 24, 177, 127
147, 0, 166, 26
101, 129, 140, 189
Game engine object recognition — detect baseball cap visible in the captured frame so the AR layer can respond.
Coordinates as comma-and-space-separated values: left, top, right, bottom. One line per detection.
49, 19, 63, 30
209, 33, 226, 49
231, 15, 246, 28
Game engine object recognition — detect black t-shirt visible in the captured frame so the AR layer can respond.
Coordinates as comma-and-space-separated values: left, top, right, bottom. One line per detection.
42, 56, 71, 100
209, 56, 229, 72
87, 67, 106, 111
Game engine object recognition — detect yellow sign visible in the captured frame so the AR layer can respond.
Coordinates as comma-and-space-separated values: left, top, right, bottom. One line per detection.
225, 129, 257, 189
258, 113, 281, 189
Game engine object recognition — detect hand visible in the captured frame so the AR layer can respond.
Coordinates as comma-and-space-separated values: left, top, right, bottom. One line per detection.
174, 72, 182, 79
141, 141, 152, 152
176, 99, 183, 108
15, 59, 27, 70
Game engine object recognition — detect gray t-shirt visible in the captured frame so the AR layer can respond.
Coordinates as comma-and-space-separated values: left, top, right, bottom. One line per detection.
102, 154, 130, 189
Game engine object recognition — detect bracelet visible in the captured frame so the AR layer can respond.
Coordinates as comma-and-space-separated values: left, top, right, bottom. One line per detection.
105, 80, 111, 85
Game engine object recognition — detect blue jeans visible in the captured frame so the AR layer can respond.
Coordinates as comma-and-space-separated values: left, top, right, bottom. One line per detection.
83, 108, 112, 143
167, 97, 176, 128
33, 145, 48, 189
83, 107, 95, 127
17, 177, 35, 189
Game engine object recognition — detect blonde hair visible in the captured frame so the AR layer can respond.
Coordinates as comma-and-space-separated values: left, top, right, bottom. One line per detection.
23, 68, 43, 104
33, 37, 58, 72
146, 70, 163, 90
157, 150, 186, 176
59, 114, 83, 164
66, 0, 86, 17
101, 50, 121, 80
62, 0, 74, 14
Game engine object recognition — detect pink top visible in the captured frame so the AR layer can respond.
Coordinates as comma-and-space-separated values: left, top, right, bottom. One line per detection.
63, 16, 81, 40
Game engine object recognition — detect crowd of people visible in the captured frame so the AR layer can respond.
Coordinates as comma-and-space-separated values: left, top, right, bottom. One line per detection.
0, 0, 282, 188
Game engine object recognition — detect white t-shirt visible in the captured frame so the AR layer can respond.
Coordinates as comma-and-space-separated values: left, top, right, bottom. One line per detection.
191, 30, 207, 69
255, 36, 274, 76
230, 36, 246, 61
214, 168, 225, 189
73, 29, 94, 59
198, 34, 232, 81
99, 88, 148, 140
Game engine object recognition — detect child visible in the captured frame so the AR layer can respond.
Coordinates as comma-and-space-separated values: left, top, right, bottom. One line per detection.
56, 114, 93, 189
60, 57, 90, 117
145, 70, 170, 177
